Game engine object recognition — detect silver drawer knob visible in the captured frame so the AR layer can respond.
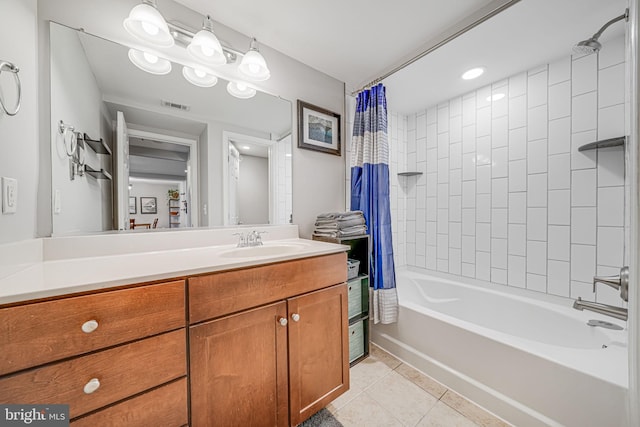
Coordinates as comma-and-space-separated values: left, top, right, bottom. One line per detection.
83, 378, 100, 394
291, 313, 300, 322
278, 317, 288, 326
81, 320, 99, 334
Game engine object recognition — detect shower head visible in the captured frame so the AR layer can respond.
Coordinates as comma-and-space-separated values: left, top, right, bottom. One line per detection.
572, 8, 629, 55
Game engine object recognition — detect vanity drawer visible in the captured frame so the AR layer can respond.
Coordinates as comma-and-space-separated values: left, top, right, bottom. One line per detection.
189, 252, 346, 323
0, 329, 186, 419
71, 377, 188, 427
0, 280, 186, 375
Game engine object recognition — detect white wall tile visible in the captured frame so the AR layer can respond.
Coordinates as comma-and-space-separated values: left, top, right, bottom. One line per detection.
427, 173, 437, 196
426, 246, 437, 269
571, 207, 597, 244
492, 147, 509, 178
462, 153, 476, 181
491, 91, 508, 118
476, 223, 491, 251
437, 209, 448, 233
528, 174, 547, 207
598, 186, 624, 226
571, 280, 594, 301
548, 117, 571, 155
548, 81, 571, 119
508, 224, 526, 256
427, 124, 437, 148
548, 154, 571, 190
449, 196, 462, 222
509, 160, 527, 192
476, 136, 491, 166
449, 248, 462, 274
572, 92, 597, 133
477, 86, 491, 109
462, 181, 476, 208
476, 251, 491, 281
450, 143, 462, 169
528, 139, 548, 174
598, 147, 625, 187
572, 54, 597, 95
462, 125, 475, 153
438, 133, 449, 158
462, 95, 476, 126
438, 106, 449, 132
438, 158, 449, 183
509, 127, 526, 160
571, 169, 597, 206
449, 222, 462, 249
491, 238, 508, 269
528, 105, 547, 141
417, 139, 427, 162
462, 236, 475, 262
427, 107, 437, 124
450, 97, 462, 117
509, 95, 526, 129
598, 104, 625, 140
476, 194, 491, 223
437, 259, 449, 272
571, 130, 598, 170
491, 209, 508, 238
509, 72, 527, 98
527, 274, 547, 293
477, 107, 491, 137
508, 255, 527, 288
509, 192, 527, 224
449, 169, 462, 196
450, 116, 462, 143
462, 262, 475, 278
549, 56, 571, 85
492, 116, 508, 148
527, 70, 548, 108
492, 178, 508, 208
598, 63, 625, 108
527, 241, 547, 275
492, 268, 508, 285
427, 148, 438, 172
426, 197, 437, 221
427, 222, 437, 245
477, 165, 491, 194
599, 36, 625, 69
548, 225, 570, 261
527, 207, 547, 241
437, 234, 449, 258
597, 226, 624, 268
571, 244, 596, 283
416, 232, 426, 255
462, 208, 476, 235
547, 260, 570, 297
417, 113, 427, 139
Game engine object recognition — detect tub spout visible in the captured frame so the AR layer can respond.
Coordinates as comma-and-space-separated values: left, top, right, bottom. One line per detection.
573, 297, 628, 321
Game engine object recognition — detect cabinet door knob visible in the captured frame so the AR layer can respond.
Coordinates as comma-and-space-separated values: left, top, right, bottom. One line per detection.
278, 317, 288, 326
291, 313, 300, 322
83, 378, 100, 394
81, 320, 99, 333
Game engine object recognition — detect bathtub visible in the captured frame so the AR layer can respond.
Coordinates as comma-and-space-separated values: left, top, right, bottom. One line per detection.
371, 268, 629, 427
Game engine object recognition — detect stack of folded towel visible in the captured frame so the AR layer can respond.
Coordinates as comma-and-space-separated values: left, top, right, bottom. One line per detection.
313, 211, 367, 238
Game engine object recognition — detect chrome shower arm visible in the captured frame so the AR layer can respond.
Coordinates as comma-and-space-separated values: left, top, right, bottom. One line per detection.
591, 9, 629, 40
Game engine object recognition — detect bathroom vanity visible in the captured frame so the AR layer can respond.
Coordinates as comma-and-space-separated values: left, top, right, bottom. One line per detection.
0, 226, 349, 426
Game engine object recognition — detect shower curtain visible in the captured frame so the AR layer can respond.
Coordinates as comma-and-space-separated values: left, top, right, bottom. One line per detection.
350, 83, 398, 324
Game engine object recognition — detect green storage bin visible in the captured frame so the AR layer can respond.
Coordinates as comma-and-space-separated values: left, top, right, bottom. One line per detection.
349, 321, 365, 362
347, 278, 363, 319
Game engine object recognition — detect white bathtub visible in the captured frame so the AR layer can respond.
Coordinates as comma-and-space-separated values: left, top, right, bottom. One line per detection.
372, 268, 629, 427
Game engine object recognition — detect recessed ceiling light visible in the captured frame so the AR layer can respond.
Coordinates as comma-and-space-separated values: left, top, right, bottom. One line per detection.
242, 146, 250, 150
486, 93, 505, 102
462, 67, 484, 80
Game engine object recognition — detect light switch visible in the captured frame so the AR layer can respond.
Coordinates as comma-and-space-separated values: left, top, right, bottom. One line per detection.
2, 177, 17, 214
54, 189, 62, 214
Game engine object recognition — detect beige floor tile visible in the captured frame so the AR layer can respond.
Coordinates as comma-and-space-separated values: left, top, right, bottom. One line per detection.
335, 392, 403, 427
365, 370, 439, 426
441, 390, 512, 427
417, 401, 480, 427
395, 363, 447, 399
369, 343, 402, 369
326, 383, 364, 413
349, 356, 394, 391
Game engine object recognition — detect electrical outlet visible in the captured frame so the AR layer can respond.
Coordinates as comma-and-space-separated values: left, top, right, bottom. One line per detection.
2, 177, 17, 214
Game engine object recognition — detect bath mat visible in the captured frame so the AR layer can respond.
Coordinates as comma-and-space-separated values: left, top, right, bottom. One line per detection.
299, 408, 344, 427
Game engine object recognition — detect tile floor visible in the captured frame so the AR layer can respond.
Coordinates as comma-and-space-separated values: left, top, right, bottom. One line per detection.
327, 344, 512, 427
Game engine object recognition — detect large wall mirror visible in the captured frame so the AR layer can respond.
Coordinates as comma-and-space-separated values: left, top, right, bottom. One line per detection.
49, 22, 292, 235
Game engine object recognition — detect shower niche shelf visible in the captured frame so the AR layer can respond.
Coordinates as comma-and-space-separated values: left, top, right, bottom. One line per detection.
578, 136, 626, 151
397, 172, 423, 177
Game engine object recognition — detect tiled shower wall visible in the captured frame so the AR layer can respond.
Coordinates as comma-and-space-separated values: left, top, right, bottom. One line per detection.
388, 36, 627, 305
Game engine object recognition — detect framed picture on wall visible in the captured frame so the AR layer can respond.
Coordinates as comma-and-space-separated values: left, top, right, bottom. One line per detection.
140, 197, 157, 214
297, 100, 341, 156
128, 196, 136, 214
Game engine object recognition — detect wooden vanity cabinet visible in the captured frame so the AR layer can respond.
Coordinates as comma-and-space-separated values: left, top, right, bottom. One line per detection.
188, 253, 349, 427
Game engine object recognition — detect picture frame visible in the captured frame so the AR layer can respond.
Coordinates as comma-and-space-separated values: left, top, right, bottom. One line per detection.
140, 197, 157, 214
128, 196, 136, 214
297, 100, 341, 156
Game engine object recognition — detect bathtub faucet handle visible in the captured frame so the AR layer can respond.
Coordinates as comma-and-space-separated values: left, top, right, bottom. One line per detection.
592, 266, 629, 302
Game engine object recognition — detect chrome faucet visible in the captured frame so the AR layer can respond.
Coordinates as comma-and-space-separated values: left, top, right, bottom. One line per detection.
573, 298, 628, 321
233, 232, 248, 247
233, 230, 266, 247
593, 266, 629, 302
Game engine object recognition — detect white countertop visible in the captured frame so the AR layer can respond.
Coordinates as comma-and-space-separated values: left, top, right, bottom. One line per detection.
0, 227, 348, 305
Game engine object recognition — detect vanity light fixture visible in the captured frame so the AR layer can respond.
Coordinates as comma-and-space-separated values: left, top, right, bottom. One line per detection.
238, 38, 271, 81
227, 81, 256, 99
187, 16, 226, 66
462, 67, 484, 80
182, 66, 218, 87
123, 0, 174, 48
128, 48, 172, 75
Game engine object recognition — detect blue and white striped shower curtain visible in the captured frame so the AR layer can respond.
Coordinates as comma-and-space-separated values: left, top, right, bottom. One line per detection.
350, 83, 398, 324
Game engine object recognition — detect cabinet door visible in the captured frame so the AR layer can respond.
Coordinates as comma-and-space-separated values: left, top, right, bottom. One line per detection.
288, 284, 349, 425
190, 301, 289, 427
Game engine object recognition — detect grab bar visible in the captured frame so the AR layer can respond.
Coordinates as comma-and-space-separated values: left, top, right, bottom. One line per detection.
0, 60, 21, 116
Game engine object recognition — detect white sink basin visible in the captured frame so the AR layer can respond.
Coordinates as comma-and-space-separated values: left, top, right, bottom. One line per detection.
219, 243, 309, 258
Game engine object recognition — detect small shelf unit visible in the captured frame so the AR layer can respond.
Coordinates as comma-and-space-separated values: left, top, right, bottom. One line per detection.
578, 136, 626, 151
82, 133, 112, 155
397, 171, 423, 177
84, 165, 112, 180
169, 198, 181, 228
312, 234, 370, 366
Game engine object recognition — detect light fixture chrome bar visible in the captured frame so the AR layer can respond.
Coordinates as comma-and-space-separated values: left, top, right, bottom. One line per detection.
167, 21, 242, 63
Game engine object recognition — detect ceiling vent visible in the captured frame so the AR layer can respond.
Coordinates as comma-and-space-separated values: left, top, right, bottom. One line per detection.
161, 99, 191, 111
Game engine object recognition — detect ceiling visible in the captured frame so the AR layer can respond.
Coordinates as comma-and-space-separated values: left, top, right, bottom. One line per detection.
176, 0, 628, 114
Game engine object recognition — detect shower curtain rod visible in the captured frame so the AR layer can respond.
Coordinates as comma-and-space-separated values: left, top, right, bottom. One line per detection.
351, 0, 521, 95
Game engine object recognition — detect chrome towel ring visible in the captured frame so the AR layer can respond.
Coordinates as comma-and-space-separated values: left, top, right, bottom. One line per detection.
0, 60, 21, 116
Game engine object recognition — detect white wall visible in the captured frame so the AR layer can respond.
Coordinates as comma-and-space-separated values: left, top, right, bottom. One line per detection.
388, 36, 627, 304
237, 155, 269, 225
0, 0, 39, 244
